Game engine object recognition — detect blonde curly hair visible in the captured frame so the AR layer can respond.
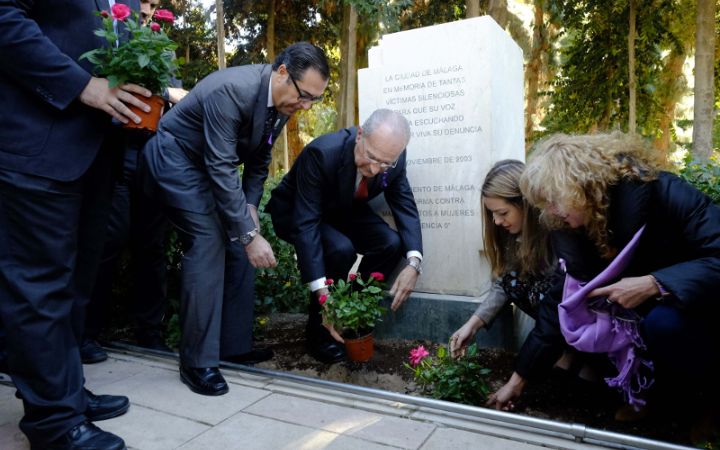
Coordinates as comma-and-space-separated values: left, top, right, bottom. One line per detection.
482, 159, 554, 277
519, 132, 664, 259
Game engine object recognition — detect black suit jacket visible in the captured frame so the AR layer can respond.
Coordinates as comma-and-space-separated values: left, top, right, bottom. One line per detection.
0, 0, 139, 181
267, 126, 423, 283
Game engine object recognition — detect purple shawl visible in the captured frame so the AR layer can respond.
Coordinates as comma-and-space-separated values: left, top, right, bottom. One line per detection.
559, 226, 653, 408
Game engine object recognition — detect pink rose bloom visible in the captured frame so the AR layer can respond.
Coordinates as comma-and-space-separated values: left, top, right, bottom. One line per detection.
153, 9, 175, 23
370, 272, 385, 281
149, 22, 161, 32
408, 345, 430, 367
318, 294, 328, 306
324, 278, 334, 285
100, 10, 109, 18
348, 273, 357, 281
111, 3, 131, 21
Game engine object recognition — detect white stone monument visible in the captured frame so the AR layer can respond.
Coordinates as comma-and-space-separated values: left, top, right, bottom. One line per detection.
359, 16, 524, 299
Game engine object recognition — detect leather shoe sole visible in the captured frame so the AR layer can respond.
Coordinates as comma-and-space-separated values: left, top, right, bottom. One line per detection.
180, 367, 229, 396
36, 421, 126, 450
307, 341, 346, 364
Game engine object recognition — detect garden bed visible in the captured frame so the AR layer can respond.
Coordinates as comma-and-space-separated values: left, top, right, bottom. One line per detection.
255, 313, 699, 447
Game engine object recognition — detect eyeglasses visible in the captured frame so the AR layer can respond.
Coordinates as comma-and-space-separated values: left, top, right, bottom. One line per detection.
362, 137, 399, 170
288, 73, 324, 103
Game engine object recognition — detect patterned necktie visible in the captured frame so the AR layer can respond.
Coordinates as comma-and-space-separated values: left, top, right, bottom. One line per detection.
354, 176, 368, 200
264, 106, 278, 145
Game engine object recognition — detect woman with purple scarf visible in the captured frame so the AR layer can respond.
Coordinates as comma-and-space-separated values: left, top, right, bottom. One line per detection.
520, 132, 720, 427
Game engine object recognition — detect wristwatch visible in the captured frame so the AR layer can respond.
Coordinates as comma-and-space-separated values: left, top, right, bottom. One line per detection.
238, 228, 258, 245
407, 257, 422, 274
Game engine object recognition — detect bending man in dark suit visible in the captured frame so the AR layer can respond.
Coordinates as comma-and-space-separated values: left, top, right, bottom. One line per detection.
267, 109, 424, 363
139, 42, 330, 395
0, 1, 152, 449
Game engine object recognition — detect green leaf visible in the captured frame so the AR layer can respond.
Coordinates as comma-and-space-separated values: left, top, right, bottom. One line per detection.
138, 54, 150, 68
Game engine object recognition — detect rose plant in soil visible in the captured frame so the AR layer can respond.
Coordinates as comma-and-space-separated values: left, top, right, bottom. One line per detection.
406, 343, 492, 406
321, 273, 387, 338
80, 4, 179, 94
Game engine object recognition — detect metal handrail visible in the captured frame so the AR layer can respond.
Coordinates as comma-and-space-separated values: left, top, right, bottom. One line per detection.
107, 341, 694, 450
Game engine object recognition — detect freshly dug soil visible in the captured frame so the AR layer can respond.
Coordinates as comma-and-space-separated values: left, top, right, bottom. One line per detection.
255, 314, 701, 447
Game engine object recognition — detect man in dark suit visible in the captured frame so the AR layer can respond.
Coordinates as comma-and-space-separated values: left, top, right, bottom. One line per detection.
0, 1, 151, 449
138, 42, 330, 396
267, 109, 424, 363
81, 0, 188, 364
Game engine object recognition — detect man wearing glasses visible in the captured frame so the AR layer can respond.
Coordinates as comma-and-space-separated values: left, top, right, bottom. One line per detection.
267, 109, 423, 363
138, 42, 329, 395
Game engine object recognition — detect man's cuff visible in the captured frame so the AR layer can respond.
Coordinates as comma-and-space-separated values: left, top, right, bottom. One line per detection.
308, 278, 327, 292
406, 251, 422, 261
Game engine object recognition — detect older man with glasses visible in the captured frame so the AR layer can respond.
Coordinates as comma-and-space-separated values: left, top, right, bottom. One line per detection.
267, 109, 423, 363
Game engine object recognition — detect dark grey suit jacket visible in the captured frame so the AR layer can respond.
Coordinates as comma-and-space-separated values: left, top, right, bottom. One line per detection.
141, 64, 287, 239
267, 127, 423, 283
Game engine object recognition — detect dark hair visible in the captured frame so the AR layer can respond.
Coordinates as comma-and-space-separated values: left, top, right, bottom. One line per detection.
272, 42, 330, 81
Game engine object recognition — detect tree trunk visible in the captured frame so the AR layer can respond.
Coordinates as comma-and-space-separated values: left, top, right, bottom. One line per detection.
265, 0, 289, 176
692, 0, 716, 161
286, 115, 304, 167
627, 0, 637, 134
466, 0, 480, 18
215, 0, 226, 69
653, 48, 688, 153
336, 3, 358, 129
266, 0, 276, 62
525, 0, 547, 149
488, 0, 508, 29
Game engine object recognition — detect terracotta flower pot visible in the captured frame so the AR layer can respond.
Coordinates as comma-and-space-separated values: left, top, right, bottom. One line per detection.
345, 332, 374, 362
123, 94, 165, 133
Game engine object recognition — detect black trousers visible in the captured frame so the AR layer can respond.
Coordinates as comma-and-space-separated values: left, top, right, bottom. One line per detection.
0, 143, 120, 445
85, 142, 168, 342
306, 203, 402, 341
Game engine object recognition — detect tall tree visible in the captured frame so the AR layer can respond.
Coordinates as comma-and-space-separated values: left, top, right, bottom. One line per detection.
693, 0, 717, 161
169, 1, 216, 88
543, 0, 678, 136
215, 0, 226, 69
653, 0, 694, 153
628, 0, 637, 133
466, 0, 480, 18
336, 2, 358, 129
525, 0, 556, 148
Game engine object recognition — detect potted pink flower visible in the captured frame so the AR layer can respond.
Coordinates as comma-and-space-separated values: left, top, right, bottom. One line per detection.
80, 4, 180, 131
320, 272, 387, 362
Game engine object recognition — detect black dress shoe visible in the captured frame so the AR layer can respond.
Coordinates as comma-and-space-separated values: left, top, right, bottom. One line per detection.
307, 340, 346, 364
179, 366, 228, 396
85, 389, 130, 421
222, 348, 274, 365
135, 334, 172, 353
37, 421, 126, 450
80, 339, 108, 364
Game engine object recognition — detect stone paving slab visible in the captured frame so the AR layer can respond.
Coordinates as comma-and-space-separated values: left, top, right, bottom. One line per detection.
178, 412, 402, 450
0, 351, 626, 450
96, 365, 270, 425
245, 393, 435, 449
99, 404, 210, 450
